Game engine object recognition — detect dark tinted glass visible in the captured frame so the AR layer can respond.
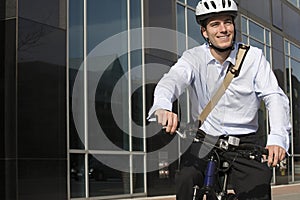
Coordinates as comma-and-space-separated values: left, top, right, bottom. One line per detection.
86, 0, 129, 150
70, 154, 85, 198
0, 0, 17, 19
18, 159, 67, 199
89, 154, 128, 196
19, 0, 66, 29
17, 17, 66, 158
69, 0, 85, 149
290, 58, 300, 155
177, 4, 186, 55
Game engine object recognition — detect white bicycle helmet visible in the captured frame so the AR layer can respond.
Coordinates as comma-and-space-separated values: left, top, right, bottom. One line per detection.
196, 0, 238, 25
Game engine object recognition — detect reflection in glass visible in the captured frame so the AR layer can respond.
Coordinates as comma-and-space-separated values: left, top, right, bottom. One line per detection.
295, 157, 300, 181
290, 43, 300, 61
249, 20, 264, 42
69, 0, 85, 150
177, 4, 186, 56
285, 40, 289, 55
249, 38, 264, 51
89, 154, 128, 196
133, 155, 145, 193
266, 46, 270, 62
266, 30, 270, 45
87, 0, 129, 151
87, 0, 127, 54
288, 0, 298, 7
130, 0, 143, 152
187, 0, 199, 8
291, 58, 300, 155
242, 35, 248, 44
70, 154, 85, 198
241, 16, 247, 34
291, 59, 300, 81
131, 50, 144, 151
130, 0, 141, 29
285, 40, 300, 184
90, 55, 129, 150
187, 8, 203, 48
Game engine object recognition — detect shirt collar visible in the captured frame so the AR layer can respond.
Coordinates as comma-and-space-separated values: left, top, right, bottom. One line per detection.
205, 43, 238, 65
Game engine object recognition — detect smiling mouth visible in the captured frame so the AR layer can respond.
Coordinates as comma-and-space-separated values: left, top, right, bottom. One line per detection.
217, 35, 230, 39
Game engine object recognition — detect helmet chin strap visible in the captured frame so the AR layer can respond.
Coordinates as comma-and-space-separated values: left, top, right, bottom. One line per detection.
208, 41, 234, 52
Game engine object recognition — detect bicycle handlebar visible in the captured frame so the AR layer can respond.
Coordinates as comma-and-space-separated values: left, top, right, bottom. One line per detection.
149, 118, 271, 164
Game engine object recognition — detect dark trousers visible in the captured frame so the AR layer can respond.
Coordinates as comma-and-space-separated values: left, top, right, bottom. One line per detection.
175, 133, 273, 200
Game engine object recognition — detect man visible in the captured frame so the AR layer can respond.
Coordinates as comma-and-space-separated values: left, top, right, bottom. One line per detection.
148, 0, 291, 199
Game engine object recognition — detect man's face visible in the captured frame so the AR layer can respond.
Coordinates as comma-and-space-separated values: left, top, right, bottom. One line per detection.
201, 15, 235, 50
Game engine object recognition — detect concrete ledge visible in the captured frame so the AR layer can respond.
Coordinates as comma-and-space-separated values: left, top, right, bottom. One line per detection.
125, 195, 175, 200
272, 183, 300, 195
123, 183, 300, 200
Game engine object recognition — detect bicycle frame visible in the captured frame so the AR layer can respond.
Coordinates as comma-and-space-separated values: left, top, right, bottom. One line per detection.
192, 149, 237, 200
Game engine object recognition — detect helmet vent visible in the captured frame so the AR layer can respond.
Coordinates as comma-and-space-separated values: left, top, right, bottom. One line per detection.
228, 0, 232, 7
222, 0, 226, 8
204, 2, 209, 9
210, 1, 217, 9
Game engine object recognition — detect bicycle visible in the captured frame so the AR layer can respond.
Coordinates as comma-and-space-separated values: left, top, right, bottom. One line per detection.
174, 124, 270, 200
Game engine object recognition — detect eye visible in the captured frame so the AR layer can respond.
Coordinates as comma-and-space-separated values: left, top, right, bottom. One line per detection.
225, 20, 233, 25
210, 22, 219, 27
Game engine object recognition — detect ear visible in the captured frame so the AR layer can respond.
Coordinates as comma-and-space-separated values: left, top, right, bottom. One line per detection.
201, 26, 208, 39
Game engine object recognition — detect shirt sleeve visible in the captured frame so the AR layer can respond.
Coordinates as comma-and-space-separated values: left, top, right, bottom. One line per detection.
253, 49, 291, 151
147, 52, 197, 119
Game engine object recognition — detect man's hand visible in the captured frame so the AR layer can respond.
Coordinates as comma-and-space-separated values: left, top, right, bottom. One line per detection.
154, 109, 178, 134
265, 145, 286, 167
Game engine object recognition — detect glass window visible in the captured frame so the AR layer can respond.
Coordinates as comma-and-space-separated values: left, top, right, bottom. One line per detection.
285, 39, 300, 183
266, 30, 270, 45
249, 38, 264, 51
69, 0, 145, 199
69, 0, 85, 150
89, 154, 128, 196
241, 16, 247, 34
291, 59, 300, 81
187, 0, 199, 8
241, 16, 271, 62
242, 35, 248, 44
288, 0, 299, 8
249, 20, 264, 43
187, 8, 203, 48
132, 155, 145, 193
130, 0, 141, 29
295, 157, 300, 181
87, 0, 127, 53
290, 43, 300, 61
87, 0, 129, 151
177, 4, 186, 55
130, 0, 143, 152
241, 15, 276, 183
265, 46, 271, 63
70, 154, 85, 198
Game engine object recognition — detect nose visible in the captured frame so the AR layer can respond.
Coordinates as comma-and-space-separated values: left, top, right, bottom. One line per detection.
219, 23, 227, 32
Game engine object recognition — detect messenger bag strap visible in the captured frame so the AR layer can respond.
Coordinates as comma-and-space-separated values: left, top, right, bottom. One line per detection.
198, 43, 250, 126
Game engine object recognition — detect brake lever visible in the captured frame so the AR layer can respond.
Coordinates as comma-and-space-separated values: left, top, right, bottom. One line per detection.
148, 117, 187, 138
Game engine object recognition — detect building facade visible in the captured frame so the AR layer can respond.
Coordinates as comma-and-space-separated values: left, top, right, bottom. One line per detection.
1, 0, 300, 199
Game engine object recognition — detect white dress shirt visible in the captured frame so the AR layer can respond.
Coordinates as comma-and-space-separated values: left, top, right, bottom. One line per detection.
148, 42, 291, 151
